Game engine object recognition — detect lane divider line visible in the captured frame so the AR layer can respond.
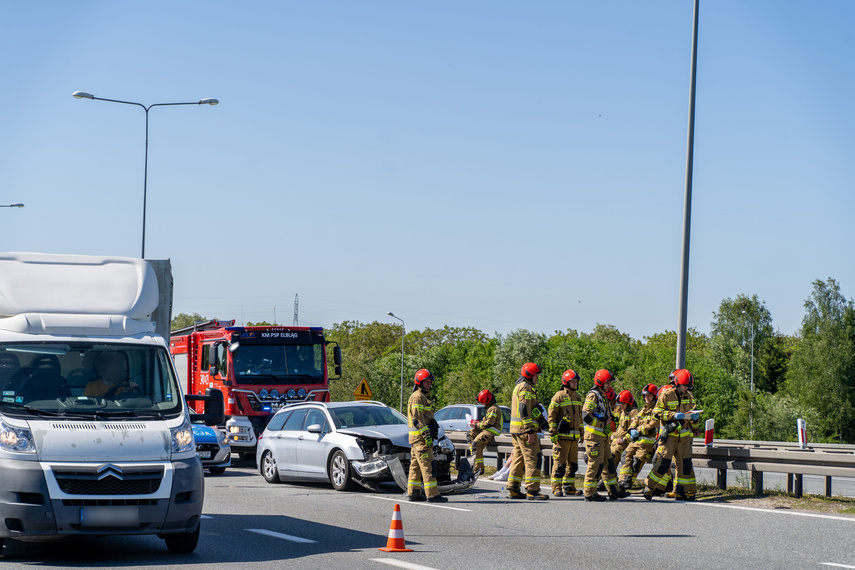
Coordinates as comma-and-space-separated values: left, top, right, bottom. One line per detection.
692, 501, 855, 522
371, 558, 442, 570
246, 528, 317, 543
364, 495, 472, 512
820, 564, 855, 568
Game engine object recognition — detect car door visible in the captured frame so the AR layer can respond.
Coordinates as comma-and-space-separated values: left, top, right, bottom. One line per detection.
273, 408, 308, 478
444, 407, 468, 431
293, 408, 331, 478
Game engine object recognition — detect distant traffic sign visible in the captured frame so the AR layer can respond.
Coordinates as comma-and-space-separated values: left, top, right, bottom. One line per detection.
354, 378, 372, 401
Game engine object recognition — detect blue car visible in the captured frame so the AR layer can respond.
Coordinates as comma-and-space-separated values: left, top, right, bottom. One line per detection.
192, 423, 231, 475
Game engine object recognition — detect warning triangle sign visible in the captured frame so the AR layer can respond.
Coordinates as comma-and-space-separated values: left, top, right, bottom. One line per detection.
354, 378, 372, 400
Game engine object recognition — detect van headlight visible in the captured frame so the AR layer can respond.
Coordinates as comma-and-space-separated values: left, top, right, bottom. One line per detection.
171, 418, 195, 453
0, 419, 36, 453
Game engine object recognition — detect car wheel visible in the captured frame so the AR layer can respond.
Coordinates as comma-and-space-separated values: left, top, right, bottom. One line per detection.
329, 450, 353, 491
208, 467, 226, 475
260, 451, 281, 484
164, 525, 200, 553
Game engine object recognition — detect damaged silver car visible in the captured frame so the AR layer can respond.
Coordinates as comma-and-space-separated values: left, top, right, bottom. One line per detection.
256, 401, 476, 494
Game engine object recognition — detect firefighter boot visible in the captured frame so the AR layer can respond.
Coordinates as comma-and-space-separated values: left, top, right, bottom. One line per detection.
553, 490, 564, 497
584, 493, 606, 502
408, 490, 426, 502
507, 485, 526, 500
608, 485, 630, 500
642, 486, 653, 501
527, 491, 549, 501
427, 494, 448, 503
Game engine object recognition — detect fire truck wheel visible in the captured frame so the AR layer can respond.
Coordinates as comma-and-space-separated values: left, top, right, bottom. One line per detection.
329, 450, 353, 491
261, 451, 281, 484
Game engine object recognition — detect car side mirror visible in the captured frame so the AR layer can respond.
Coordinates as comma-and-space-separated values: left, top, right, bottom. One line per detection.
307, 424, 323, 434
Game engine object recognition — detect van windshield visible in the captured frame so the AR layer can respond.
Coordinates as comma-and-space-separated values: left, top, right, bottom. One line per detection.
0, 342, 183, 418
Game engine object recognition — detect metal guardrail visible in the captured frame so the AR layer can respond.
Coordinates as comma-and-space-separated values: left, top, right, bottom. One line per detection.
445, 431, 855, 498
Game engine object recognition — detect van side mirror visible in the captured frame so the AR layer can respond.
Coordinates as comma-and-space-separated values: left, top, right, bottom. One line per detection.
203, 388, 225, 426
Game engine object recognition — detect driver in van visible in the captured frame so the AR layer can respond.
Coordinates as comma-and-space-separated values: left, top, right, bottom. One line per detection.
84, 351, 137, 398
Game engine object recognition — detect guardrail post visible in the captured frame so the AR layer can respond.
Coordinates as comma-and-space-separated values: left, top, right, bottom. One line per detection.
752, 470, 764, 496
716, 468, 727, 490
825, 476, 832, 497
787, 473, 793, 494
794, 474, 803, 498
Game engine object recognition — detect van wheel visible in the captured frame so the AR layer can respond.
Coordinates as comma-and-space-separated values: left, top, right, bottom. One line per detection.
329, 450, 353, 491
164, 526, 200, 553
208, 467, 226, 475
261, 451, 281, 483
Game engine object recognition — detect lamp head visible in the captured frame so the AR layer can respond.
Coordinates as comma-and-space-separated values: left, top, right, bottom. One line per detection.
199, 98, 219, 105
73, 91, 94, 100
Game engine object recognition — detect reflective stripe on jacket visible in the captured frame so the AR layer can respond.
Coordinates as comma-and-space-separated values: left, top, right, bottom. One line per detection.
510, 377, 537, 434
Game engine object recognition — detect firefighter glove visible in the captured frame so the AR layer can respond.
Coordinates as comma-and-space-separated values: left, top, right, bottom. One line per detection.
424, 436, 433, 448
674, 412, 686, 420
550, 434, 559, 444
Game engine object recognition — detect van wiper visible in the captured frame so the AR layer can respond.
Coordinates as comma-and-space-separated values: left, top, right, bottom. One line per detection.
91, 410, 165, 420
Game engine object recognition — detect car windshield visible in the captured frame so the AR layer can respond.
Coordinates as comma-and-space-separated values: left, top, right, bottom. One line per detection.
232, 344, 324, 385
0, 342, 183, 418
328, 405, 406, 429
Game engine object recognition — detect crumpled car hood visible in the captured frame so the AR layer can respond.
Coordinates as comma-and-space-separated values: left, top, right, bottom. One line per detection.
336, 424, 447, 448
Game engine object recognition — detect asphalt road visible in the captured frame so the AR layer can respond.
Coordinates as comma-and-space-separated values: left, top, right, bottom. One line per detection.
2, 459, 855, 569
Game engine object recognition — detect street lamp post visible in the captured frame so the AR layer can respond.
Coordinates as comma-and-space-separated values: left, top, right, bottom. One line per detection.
1, 203, 24, 208
73, 91, 218, 258
742, 310, 755, 438
387, 312, 405, 411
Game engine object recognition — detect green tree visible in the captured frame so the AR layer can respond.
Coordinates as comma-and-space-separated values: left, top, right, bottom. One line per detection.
171, 312, 207, 331
784, 278, 855, 442
710, 294, 774, 392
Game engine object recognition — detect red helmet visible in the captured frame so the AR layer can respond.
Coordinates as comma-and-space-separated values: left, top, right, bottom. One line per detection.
521, 362, 542, 379
476, 389, 493, 406
593, 369, 614, 387
561, 369, 580, 388
617, 389, 635, 406
672, 369, 694, 389
642, 383, 659, 397
414, 369, 434, 386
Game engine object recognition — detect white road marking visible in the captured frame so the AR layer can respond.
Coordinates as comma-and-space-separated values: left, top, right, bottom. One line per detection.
693, 501, 855, 522
365, 495, 472, 512
246, 528, 317, 543
371, 558, 442, 570
820, 564, 855, 569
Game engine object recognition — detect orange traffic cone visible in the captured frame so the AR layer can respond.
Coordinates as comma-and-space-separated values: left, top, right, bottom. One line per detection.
378, 503, 413, 552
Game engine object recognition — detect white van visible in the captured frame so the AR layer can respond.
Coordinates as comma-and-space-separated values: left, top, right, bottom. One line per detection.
0, 253, 220, 553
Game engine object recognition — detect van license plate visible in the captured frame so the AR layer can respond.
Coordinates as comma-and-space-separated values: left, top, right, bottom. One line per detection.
197, 450, 211, 459
80, 506, 140, 527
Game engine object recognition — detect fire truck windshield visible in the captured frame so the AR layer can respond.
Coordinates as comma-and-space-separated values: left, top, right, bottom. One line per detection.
232, 343, 324, 385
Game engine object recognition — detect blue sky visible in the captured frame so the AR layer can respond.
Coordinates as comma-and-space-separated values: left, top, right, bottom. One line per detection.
1, 1, 853, 340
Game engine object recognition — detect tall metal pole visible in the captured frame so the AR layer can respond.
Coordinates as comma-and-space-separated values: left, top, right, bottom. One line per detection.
676, 0, 700, 370
388, 312, 405, 411
750, 321, 755, 438
73, 92, 218, 259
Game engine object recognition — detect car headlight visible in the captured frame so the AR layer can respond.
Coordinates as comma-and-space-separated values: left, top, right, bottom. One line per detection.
171, 417, 195, 453
439, 437, 454, 453
219, 430, 229, 446
0, 419, 36, 453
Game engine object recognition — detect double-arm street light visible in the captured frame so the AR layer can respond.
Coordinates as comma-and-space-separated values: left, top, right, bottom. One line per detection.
1, 203, 24, 208
387, 312, 405, 411
73, 91, 218, 258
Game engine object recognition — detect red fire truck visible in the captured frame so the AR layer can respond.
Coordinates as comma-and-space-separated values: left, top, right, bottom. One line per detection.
170, 320, 341, 458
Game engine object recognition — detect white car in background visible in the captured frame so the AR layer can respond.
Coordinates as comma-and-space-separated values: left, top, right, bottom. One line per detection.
256, 400, 475, 493
434, 404, 511, 433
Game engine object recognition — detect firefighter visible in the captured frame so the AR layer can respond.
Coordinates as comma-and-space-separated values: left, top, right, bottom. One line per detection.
609, 389, 639, 468
508, 362, 549, 500
547, 369, 583, 496
407, 369, 448, 503
618, 383, 659, 489
643, 369, 701, 501
582, 369, 628, 501
468, 389, 503, 475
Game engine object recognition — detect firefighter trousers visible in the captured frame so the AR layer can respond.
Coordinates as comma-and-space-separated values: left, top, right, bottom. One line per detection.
551, 437, 578, 493
509, 434, 541, 493
583, 433, 617, 497
618, 441, 654, 485
408, 441, 439, 498
469, 430, 494, 470
645, 431, 696, 496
